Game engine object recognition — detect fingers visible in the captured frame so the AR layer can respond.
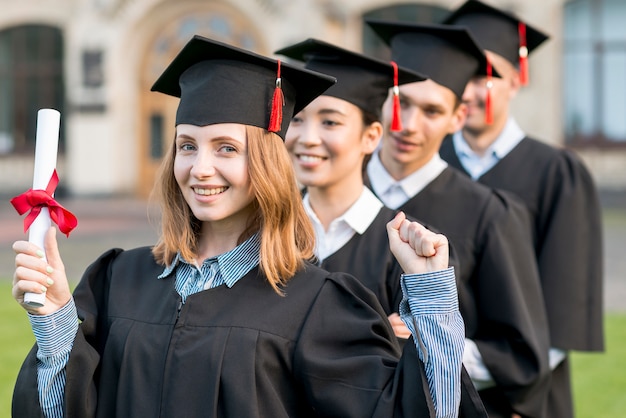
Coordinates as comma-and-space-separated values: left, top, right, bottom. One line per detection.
388, 313, 412, 339
12, 228, 60, 313
12, 274, 48, 302
43, 227, 65, 272
386, 211, 407, 249
14, 247, 53, 284
398, 220, 437, 256
386, 211, 406, 235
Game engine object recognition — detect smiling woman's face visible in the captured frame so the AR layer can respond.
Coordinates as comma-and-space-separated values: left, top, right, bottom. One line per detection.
174, 123, 255, 226
285, 95, 375, 190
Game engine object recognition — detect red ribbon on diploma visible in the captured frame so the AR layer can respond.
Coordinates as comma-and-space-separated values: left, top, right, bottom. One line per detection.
10, 170, 78, 237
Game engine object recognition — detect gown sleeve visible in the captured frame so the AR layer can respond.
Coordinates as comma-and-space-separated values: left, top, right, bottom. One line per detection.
12, 249, 123, 418
292, 272, 435, 418
536, 150, 604, 351
293, 270, 482, 418
472, 194, 552, 417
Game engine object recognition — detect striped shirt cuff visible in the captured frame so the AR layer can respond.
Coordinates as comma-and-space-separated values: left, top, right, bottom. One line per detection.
399, 267, 464, 418
28, 299, 79, 358
401, 267, 458, 314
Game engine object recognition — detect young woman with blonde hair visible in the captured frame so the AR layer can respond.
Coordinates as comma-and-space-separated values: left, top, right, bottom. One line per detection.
11, 35, 473, 418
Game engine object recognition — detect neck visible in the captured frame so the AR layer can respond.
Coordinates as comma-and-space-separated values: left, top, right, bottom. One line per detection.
462, 117, 508, 157
197, 218, 250, 260
307, 176, 363, 231
379, 149, 431, 181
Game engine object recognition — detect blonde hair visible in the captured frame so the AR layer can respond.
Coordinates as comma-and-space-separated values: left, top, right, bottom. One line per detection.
151, 125, 314, 294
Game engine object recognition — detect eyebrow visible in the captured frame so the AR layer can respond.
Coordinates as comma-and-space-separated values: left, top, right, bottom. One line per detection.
398, 93, 447, 112
175, 133, 244, 145
423, 103, 447, 112
317, 108, 347, 117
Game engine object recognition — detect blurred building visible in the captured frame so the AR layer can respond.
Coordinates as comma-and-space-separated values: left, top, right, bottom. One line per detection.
1, 0, 625, 197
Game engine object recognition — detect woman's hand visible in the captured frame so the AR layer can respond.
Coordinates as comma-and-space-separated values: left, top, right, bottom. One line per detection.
12, 227, 72, 315
388, 313, 411, 339
386, 211, 449, 274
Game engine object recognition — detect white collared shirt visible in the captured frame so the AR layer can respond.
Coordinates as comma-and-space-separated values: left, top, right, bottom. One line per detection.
452, 117, 525, 180
366, 150, 448, 209
304, 186, 383, 262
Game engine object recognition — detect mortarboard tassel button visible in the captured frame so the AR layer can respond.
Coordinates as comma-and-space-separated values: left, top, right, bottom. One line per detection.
518, 22, 529, 86
390, 61, 403, 132
485, 58, 494, 125
268, 60, 284, 133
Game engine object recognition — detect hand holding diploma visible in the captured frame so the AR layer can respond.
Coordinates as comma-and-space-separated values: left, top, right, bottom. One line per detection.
10, 109, 77, 309
12, 227, 73, 315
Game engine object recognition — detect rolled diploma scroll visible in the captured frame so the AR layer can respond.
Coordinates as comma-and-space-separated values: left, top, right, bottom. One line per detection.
24, 109, 61, 307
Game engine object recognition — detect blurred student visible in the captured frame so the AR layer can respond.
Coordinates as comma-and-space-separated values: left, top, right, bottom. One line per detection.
365, 20, 552, 417
440, 2, 604, 416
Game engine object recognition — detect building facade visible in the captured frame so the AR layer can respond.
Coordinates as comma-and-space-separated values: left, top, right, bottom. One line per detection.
1, 0, 625, 197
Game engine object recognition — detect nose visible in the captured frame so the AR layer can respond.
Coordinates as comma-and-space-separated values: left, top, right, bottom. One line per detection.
400, 106, 420, 135
462, 78, 481, 103
291, 121, 322, 148
189, 150, 217, 179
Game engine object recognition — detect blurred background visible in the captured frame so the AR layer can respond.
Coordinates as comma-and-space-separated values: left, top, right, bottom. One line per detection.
0, 0, 626, 197
0, 0, 625, 416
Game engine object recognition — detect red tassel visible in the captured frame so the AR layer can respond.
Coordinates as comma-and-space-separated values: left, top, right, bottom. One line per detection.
485, 58, 494, 125
268, 59, 284, 133
518, 22, 529, 86
390, 61, 402, 132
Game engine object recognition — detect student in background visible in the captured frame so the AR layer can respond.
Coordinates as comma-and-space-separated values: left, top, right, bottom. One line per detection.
275, 38, 425, 327
440, 2, 604, 417
365, 20, 552, 417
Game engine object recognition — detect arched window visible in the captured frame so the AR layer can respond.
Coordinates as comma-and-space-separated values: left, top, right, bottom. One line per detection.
362, 4, 449, 60
137, 6, 262, 195
564, 0, 626, 146
0, 25, 64, 155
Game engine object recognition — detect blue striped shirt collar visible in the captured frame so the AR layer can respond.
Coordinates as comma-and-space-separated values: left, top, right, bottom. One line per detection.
158, 232, 261, 288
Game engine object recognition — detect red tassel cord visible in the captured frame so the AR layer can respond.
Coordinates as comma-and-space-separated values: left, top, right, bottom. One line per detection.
485, 58, 494, 125
268, 59, 284, 133
10, 170, 78, 237
518, 22, 529, 86
390, 61, 402, 132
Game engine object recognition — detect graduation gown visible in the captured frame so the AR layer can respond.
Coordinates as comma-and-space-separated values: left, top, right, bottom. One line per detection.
320, 206, 403, 316
366, 167, 551, 418
441, 135, 604, 417
12, 246, 485, 418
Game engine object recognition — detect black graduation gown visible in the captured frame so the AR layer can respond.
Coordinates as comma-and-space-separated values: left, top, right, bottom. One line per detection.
320, 206, 403, 316
365, 167, 551, 418
441, 135, 604, 417
12, 246, 486, 418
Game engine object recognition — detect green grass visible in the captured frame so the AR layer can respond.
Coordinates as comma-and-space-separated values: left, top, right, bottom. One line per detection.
0, 282, 34, 417
571, 314, 626, 417
0, 281, 624, 417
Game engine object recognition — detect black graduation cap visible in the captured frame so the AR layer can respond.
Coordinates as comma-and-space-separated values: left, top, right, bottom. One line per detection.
274, 38, 426, 129
442, 0, 549, 85
151, 35, 336, 139
364, 20, 497, 100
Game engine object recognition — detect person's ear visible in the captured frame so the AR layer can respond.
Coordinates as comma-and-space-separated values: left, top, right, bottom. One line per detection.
362, 121, 383, 154
509, 69, 522, 99
448, 103, 468, 134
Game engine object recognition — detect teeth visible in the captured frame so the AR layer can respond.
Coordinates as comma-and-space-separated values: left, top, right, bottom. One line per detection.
194, 187, 227, 196
299, 154, 324, 162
